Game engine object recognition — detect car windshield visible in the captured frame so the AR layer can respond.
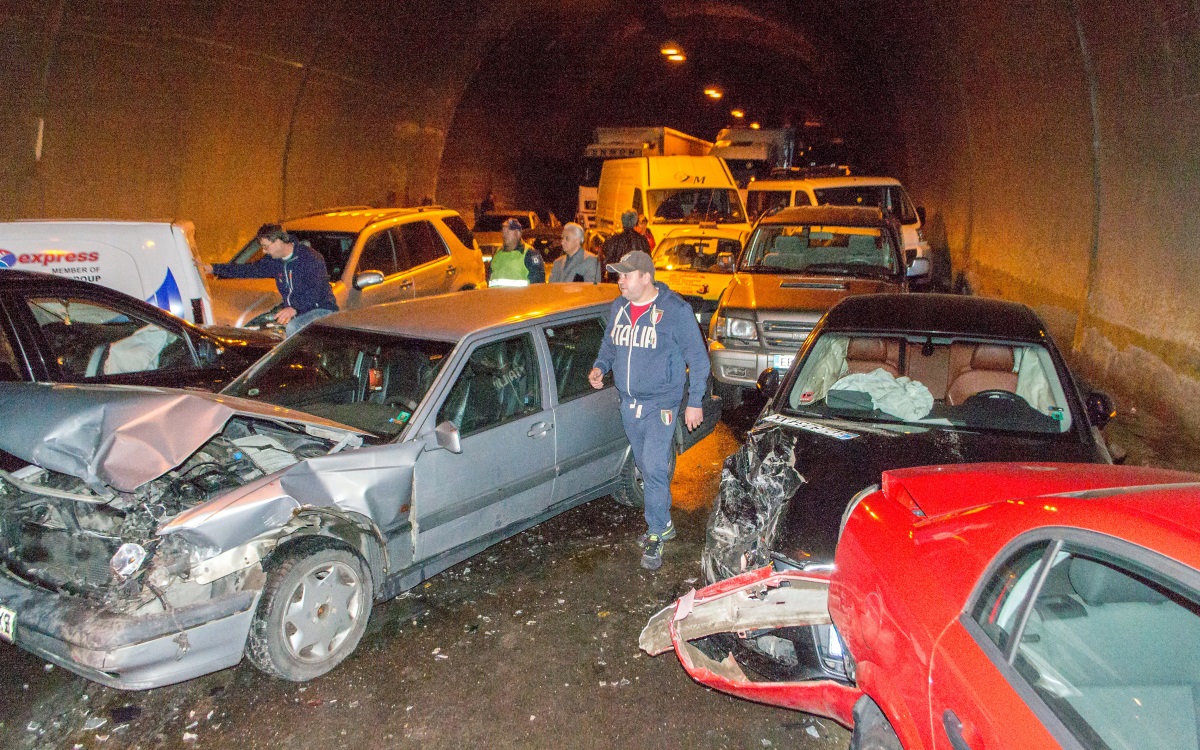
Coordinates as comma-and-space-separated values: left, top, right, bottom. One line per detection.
475, 215, 531, 232
223, 325, 455, 439
231, 231, 357, 282
647, 188, 746, 224
653, 236, 740, 273
740, 224, 898, 277
780, 333, 1074, 434
812, 185, 919, 224
746, 190, 791, 220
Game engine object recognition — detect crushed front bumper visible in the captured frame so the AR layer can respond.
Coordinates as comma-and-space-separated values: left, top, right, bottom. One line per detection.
0, 568, 259, 690
640, 565, 862, 726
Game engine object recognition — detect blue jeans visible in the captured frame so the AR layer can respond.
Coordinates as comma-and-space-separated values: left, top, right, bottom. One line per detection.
285, 307, 335, 337
620, 398, 678, 535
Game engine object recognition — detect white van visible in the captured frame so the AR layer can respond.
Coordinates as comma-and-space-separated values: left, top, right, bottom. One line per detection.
0, 221, 213, 324
745, 172, 932, 283
595, 156, 751, 245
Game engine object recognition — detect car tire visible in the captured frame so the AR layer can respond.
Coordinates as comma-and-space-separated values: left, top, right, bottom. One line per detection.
614, 449, 676, 508
849, 697, 902, 750
246, 543, 373, 682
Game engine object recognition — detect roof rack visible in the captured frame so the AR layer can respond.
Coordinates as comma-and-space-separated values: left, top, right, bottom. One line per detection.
282, 205, 376, 222
763, 164, 853, 180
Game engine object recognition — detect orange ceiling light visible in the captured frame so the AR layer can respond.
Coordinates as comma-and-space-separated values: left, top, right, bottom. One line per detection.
731, 109, 745, 118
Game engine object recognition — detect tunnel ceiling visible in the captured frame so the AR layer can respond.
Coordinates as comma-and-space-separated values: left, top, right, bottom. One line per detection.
4, 0, 1200, 436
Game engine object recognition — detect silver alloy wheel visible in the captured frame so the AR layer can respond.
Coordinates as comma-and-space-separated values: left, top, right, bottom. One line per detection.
282, 559, 365, 663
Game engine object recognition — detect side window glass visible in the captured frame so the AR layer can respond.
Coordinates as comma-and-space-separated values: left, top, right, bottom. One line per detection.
399, 221, 448, 267
545, 317, 607, 402
971, 542, 1050, 652
1013, 550, 1200, 750
437, 334, 541, 436
441, 215, 475, 249
0, 321, 22, 380
633, 188, 644, 215
794, 190, 815, 206
26, 297, 189, 378
359, 231, 398, 277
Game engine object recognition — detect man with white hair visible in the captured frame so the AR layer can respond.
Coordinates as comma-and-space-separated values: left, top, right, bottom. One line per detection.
549, 222, 601, 283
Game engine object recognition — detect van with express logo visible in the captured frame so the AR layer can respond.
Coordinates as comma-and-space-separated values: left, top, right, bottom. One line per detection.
594, 156, 751, 247
0, 221, 213, 324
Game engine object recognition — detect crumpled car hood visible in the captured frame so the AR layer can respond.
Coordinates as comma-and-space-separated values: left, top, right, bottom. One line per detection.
0, 382, 370, 493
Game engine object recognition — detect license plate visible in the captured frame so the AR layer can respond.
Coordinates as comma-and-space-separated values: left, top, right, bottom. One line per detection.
770, 354, 795, 370
0, 605, 15, 642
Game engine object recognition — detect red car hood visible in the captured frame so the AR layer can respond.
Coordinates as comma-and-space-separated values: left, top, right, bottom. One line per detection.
881, 462, 1200, 520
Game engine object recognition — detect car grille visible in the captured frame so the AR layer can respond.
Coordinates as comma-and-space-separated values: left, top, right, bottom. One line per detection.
761, 320, 813, 349
1, 515, 117, 592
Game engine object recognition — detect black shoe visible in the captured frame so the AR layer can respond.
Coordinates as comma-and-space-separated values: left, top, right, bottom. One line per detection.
638, 521, 676, 549
641, 534, 665, 570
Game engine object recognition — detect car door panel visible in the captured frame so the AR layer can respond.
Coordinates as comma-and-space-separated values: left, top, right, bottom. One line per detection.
395, 221, 455, 297
352, 228, 414, 308
412, 333, 555, 561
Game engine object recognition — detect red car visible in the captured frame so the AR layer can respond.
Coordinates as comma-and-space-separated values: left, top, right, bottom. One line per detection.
642, 463, 1200, 749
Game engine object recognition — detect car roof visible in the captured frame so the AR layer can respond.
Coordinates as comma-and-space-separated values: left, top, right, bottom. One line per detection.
820, 293, 1048, 340
314, 283, 620, 341
749, 175, 903, 190
283, 206, 453, 233
758, 205, 889, 228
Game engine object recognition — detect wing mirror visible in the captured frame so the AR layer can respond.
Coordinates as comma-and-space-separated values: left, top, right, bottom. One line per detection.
354, 270, 385, 290
195, 335, 222, 365
433, 420, 463, 454
756, 367, 780, 399
906, 257, 931, 277
1085, 392, 1115, 429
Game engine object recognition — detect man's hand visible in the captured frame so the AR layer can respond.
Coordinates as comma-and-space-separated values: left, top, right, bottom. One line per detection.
588, 367, 605, 390
274, 306, 298, 324
684, 405, 704, 430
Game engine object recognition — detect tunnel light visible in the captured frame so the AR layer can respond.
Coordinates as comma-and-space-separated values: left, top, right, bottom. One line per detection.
660, 41, 681, 56
704, 87, 723, 99
667, 53, 686, 62
731, 109, 745, 119
749, 122, 761, 129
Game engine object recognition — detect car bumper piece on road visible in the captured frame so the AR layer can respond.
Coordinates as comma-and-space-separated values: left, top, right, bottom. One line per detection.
0, 568, 259, 690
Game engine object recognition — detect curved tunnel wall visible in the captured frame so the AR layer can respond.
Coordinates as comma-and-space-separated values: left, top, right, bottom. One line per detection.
2, 1, 1199, 434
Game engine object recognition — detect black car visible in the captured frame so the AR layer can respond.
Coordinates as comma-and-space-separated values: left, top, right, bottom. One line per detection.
701, 293, 1115, 680
0, 269, 275, 391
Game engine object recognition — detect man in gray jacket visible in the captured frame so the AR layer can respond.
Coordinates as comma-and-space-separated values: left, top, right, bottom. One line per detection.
549, 222, 601, 283
588, 250, 709, 570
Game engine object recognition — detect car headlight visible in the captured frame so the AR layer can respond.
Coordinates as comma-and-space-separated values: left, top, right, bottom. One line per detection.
110, 542, 147, 580
713, 310, 758, 343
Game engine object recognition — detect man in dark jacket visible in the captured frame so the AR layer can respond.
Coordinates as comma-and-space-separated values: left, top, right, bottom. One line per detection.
205, 224, 338, 337
588, 250, 709, 570
599, 209, 651, 280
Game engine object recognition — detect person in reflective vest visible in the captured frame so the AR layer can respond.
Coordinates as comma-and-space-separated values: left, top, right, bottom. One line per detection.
489, 217, 546, 287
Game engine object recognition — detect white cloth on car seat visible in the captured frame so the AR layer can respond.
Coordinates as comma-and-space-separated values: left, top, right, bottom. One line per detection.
830, 368, 934, 421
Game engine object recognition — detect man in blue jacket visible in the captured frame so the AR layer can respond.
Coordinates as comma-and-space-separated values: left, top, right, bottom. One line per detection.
588, 250, 710, 570
205, 224, 338, 337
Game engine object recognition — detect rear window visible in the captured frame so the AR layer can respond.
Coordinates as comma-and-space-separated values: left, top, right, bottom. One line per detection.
441, 215, 475, 249
812, 185, 918, 224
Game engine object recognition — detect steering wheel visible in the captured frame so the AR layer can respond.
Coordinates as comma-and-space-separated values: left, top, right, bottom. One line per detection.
965, 389, 1024, 404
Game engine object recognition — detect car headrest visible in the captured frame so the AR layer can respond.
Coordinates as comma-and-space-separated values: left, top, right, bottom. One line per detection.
1068, 557, 1167, 606
847, 337, 888, 362
971, 344, 1015, 372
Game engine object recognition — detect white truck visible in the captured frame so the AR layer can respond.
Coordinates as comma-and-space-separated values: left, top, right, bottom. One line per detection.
709, 127, 798, 189
577, 127, 711, 228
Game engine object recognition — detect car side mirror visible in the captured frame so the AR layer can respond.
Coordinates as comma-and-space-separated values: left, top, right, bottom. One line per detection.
916, 206, 927, 225
354, 270, 385, 290
434, 420, 462, 454
716, 252, 734, 271
1086, 392, 1115, 429
756, 367, 780, 399
906, 257, 931, 277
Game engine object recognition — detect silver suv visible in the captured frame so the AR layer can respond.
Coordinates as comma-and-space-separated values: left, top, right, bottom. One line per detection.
210, 206, 486, 329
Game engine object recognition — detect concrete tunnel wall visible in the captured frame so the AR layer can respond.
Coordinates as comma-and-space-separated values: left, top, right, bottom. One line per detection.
2, 1, 1199, 437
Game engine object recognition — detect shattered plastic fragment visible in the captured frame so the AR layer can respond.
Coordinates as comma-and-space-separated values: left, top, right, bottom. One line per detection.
83, 717, 107, 731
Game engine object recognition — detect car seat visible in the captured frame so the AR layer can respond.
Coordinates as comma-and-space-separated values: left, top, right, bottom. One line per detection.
946, 344, 1018, 405
845, 337, 900, 377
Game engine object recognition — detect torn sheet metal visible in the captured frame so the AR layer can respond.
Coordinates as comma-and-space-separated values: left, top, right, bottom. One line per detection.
0, 382, 368, 493
641, 565, 861, 726
702, 423, 805, 582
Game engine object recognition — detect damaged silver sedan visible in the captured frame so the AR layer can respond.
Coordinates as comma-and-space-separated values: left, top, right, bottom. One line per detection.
0, 284, 701, 689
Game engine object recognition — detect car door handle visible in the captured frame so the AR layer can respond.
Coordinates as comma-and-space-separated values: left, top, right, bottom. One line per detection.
446, 264, 457, 276
527, 422, 554, 438
942, 710, 975, 750
400, 279, 414, 288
